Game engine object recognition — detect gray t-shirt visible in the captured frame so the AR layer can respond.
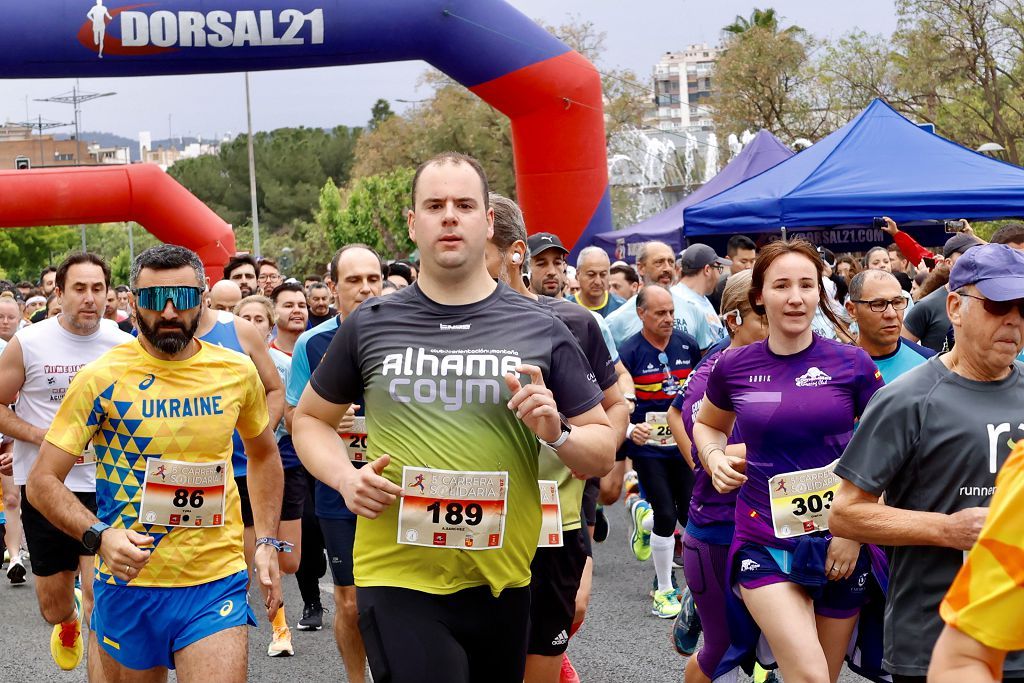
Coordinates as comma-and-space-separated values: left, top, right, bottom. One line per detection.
836, 357, 1024, 676
902, 285, 949, 353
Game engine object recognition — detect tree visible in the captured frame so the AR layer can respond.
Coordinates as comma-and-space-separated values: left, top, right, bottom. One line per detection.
169, 125, 362, 236
724, 8, 787, 36
322, 169, 416, 260
353, 87, 516, 198
711, 23, 835, 142
369, 99, 395, 131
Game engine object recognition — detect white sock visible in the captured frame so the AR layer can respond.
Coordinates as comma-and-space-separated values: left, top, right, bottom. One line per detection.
641, 510, 654, 532
652, 533, 675, 593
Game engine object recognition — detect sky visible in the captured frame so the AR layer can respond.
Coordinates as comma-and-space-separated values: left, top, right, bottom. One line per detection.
0, 1, 899, 142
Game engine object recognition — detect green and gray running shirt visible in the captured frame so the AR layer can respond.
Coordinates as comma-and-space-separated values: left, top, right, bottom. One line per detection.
310, 282, 603, 596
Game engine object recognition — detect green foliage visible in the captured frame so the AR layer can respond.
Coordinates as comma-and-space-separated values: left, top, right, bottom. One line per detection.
322, 169, 416, 260
369, 99, 395, 131
0, 223, 160, 285
168, 126, 362, 237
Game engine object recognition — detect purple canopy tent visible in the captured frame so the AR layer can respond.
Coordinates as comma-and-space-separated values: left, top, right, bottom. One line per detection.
590, 130, 793, 263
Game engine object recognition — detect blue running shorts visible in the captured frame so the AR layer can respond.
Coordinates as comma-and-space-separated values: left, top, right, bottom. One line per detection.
91, 569, 256, 670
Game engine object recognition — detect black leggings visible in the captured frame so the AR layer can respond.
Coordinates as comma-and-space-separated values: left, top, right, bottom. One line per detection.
632, 456, 694, 537
357, 585, 530, 683
294, 469, 326, 605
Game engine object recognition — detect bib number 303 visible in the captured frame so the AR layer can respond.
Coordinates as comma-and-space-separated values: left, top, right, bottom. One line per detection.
397, 467, 507, 550
768, 459, 840, 539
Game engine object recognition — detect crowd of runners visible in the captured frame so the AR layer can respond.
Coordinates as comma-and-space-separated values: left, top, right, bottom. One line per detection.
1, 151, 1024, 683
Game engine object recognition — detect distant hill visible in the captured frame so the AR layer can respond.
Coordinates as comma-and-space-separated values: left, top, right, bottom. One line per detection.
56, 131, 223, 151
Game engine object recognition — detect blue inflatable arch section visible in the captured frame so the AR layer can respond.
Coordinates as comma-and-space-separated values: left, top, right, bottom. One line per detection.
1, 0, 611, 252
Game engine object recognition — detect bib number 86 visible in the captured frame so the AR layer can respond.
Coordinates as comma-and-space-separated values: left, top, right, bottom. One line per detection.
426, 501, 483, 526
173, 489, 205, 508
791, 490, 834, 516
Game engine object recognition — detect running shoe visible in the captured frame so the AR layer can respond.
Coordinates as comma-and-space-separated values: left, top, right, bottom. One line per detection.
649, 571, 679, 597
672, 586, 702, 656
593, 505, 609, 543
50, 588, 83, 671
267, 625, 294, 657
651, 588, 682, 619
559, 653, 581, 683
623, 469, 639, 497
629, 499, 653, 562
296, 601, 324, 631
7, 557, 26, 584
754, 663, 780, 683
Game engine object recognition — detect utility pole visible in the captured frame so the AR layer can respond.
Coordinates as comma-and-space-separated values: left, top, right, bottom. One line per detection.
14, 116, 72, 168
36, 82, 115, 166
245, 72, 261, 257
37, 82, 116, 253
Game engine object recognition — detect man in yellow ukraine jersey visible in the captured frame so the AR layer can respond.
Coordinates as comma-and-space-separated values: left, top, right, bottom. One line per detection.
27, 244, 285, 683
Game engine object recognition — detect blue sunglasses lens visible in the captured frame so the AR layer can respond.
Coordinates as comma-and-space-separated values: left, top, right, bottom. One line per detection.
134, 286, 203, 311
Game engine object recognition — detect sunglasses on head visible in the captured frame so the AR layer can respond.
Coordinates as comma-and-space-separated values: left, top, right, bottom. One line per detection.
133, 286, 204, 312
958, 292, 1024, 317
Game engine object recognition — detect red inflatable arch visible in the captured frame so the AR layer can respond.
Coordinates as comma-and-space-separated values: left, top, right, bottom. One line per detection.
0, 165, 234, 277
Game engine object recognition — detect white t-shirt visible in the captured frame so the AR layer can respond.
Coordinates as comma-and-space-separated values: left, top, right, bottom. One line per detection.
12, 317, 134, 491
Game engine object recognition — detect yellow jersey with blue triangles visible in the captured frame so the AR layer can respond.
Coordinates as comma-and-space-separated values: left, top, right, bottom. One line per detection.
45, 339, 269, 588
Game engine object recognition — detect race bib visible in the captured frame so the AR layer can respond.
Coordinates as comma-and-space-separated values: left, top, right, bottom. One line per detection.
397, 467, 507, 550
768, 459, 839, 539
75, 442, 95, 466
645, 412, 676, 447
537, 480, 563, 548
139, 459, 227, 528
339, 417, 369, 463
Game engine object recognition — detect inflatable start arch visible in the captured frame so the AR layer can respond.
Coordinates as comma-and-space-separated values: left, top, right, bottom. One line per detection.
0, 0, 611, 274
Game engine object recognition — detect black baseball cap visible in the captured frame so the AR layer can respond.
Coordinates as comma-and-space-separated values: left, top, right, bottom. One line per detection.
679, 244, 731, 272
527, 233, 568, 257
942, 233, 983, 259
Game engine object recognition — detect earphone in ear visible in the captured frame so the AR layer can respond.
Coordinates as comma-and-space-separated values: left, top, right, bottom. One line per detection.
512, 252, 522, 264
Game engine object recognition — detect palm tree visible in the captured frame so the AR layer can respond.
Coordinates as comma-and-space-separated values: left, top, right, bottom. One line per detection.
723, 8, 803, 37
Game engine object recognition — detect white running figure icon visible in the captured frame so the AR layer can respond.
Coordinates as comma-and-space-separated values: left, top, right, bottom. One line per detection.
86, 0, 113, 59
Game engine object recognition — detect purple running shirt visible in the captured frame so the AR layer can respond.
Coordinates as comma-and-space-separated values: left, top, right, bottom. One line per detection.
675, 349, 740, 531
703, 335, 883, 548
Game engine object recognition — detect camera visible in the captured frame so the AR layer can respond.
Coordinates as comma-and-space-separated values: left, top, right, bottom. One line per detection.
944, 219, 967, 233
872, 217, 887, 229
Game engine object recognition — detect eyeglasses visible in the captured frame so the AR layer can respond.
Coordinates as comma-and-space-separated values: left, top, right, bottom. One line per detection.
133, 286, 203, 312
258, 274, 282, 282
850, 298, 908, 312
958, 292, 1024, 317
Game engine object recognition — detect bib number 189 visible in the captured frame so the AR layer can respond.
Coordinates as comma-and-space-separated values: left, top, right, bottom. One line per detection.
426, 501, 483, 526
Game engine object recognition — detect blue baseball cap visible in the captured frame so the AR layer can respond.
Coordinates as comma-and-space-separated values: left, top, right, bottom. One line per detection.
948, 243, 1024, 300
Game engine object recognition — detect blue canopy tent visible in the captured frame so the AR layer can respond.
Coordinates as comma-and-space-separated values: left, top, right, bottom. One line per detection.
590, 130, 793, 263
684, 99, 1024, 252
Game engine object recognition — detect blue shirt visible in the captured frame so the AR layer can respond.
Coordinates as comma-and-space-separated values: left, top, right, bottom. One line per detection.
871, 337, 935, 384
288, 315, 363, 520
568, 291, 626, 318
669, 282, 727, 350
618, 329, 700, 460
199, 312, 248, 478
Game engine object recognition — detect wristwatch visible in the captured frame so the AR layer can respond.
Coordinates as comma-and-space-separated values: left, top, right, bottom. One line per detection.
539, 413, 573, 450
81, 522, 111, 553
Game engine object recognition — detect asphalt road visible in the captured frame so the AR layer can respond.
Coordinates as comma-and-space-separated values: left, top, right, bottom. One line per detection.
0, 502, 865, 682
